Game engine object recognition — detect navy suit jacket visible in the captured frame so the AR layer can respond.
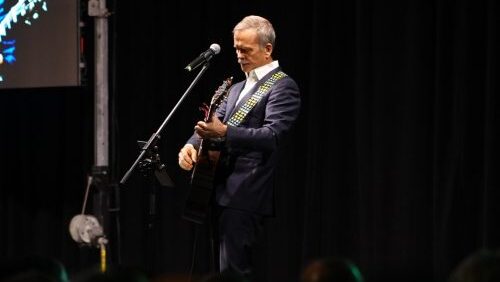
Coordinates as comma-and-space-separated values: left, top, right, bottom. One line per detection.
188, 67, 301, 216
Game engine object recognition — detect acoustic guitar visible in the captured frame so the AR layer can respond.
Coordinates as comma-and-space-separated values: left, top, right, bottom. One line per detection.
183, 77, 233, 224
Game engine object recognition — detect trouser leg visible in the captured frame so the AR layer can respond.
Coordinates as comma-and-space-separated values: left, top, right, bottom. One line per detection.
217, 207, 263, 277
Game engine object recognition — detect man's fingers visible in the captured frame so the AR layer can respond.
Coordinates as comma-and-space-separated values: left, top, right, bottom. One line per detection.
179, 151, 192, 165
179, 160, 193, 170
188, 147, 198, 163
178, 144, 198, 171
178, 153, 193, 170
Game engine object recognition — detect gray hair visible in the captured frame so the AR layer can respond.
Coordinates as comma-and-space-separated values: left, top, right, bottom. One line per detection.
233, 15, 276, 48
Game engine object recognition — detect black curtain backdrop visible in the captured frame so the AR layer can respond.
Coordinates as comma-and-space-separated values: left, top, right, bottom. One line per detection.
1, 0, 499, 281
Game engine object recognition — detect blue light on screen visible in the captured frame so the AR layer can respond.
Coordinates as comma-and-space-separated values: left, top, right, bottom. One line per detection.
0, 0, 48, 84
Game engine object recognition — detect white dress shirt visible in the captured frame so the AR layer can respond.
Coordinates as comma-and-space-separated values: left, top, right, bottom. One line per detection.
235, 60, 280, 105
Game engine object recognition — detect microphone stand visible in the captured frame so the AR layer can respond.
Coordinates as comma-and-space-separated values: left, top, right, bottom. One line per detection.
120, 62, 211, 185
119, 61, 212, 274
135, 141, 165, 273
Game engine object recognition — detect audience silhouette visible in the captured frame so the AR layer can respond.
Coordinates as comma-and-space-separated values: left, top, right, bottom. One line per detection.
0, 256, 69, 282
301, 257, 364, 282
448, 249, 500, 282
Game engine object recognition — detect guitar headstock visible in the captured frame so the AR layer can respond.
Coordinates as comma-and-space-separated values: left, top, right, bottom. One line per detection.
210, 76, 233, 107
201, 76, 233, 120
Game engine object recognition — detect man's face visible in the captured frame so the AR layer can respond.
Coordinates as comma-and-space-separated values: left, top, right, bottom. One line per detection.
233, 29, 272, 73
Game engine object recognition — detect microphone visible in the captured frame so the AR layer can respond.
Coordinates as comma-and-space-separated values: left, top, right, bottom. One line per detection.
184, 43, 221, 71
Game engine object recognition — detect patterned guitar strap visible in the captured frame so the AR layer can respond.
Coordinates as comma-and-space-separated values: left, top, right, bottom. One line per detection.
227, 71, 287, 127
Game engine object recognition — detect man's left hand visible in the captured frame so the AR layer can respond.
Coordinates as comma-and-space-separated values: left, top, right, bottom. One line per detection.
195, 116, 227, 139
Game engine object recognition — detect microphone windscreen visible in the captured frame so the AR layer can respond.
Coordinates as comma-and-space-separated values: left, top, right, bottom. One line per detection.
210, 43, 221, 54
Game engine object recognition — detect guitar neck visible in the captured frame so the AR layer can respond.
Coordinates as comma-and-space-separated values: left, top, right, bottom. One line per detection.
204, 105, 218, 122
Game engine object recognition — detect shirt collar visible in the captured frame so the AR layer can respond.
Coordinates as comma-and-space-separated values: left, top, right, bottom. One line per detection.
245, 60, 280, 81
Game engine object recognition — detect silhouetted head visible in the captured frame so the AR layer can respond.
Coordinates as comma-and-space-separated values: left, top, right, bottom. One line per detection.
448, 249, 500, 282
0, 256, 69, 282
197, 269, 248, 282
301, 257, 364, 282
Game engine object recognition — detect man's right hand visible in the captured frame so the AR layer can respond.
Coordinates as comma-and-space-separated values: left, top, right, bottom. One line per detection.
178, 144, 198, 171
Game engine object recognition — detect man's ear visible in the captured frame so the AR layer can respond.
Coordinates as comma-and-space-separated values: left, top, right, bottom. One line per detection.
265, 43, 273, 56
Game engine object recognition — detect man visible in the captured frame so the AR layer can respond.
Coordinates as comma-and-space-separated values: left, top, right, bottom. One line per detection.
178, 15, 301, 278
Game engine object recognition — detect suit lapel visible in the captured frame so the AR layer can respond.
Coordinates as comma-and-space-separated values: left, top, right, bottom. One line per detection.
224, 82, 244, 123
224, 67, 283, 123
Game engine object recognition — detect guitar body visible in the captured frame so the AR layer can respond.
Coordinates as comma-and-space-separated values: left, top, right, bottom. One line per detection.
183, 142, 221, 224
183, 77, 232, 224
